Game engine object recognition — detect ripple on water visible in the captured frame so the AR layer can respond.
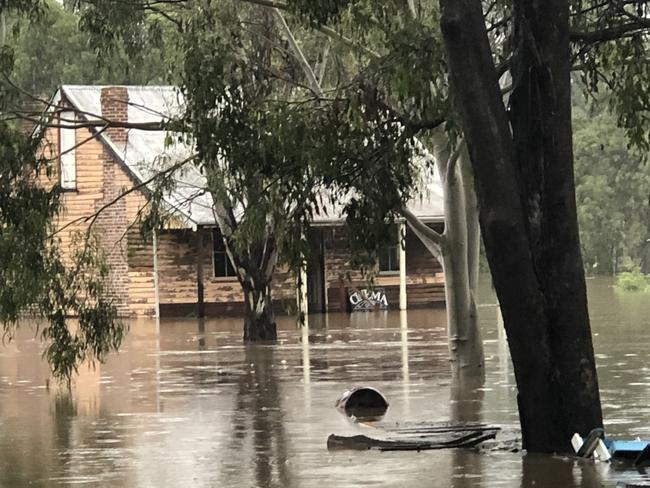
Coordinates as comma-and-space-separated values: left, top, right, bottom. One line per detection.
0, 278, 644, 487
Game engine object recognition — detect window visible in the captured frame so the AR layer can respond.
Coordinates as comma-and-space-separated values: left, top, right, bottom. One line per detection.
213, 230, 237, 278
378, 244, 400, 274
59, 111, 77, 190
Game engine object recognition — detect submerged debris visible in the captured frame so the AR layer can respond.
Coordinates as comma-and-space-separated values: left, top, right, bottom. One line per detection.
335, 386, 389, 421
328, 422, 501, 452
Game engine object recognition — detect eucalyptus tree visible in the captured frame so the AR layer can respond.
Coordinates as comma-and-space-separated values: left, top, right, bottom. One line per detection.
0, 0, 125, 381
72, 0, 424, 342
436, 0, 650, 452
270, 6, 485, 374
184, 0, 649, 451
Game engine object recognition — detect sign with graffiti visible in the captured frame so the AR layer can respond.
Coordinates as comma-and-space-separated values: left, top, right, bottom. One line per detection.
347, 287, 389, 311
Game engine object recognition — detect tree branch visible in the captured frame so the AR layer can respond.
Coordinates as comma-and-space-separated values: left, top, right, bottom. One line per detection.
405, 0, 417, 19
15, 112, 168, 131
273, 8, 324, 97
570, 20, 650, 44
240, 0, 289, 10
318, 25, 381, 59
445, 138, 465, 185
400, 205, 445, 249
317, 38, 331, 85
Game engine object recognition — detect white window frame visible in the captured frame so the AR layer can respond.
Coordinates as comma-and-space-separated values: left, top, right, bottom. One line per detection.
59, 111, 77, 190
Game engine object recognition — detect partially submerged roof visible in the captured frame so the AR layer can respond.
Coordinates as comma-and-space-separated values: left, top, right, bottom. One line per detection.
56, 85, 445, 228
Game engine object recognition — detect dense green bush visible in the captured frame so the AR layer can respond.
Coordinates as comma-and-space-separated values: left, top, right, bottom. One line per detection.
615, 270, 650, 292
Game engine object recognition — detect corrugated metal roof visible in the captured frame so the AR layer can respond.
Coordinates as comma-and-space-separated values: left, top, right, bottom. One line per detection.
310, 174, 444, 225
62, 85, 215, 227
59, 85, 444, 228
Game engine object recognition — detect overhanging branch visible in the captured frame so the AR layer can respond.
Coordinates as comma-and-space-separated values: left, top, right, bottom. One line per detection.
400, 205, 445, 249
571, 20, 650, 44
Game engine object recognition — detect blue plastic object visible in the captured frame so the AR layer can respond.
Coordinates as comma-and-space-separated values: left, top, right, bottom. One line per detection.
603, 439, 650, 459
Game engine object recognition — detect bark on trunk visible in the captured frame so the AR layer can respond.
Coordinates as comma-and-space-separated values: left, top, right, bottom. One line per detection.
460, 151, 481, 297
439, 0, 602, 453
509, 0, 602, 442
243, 279, 277, 342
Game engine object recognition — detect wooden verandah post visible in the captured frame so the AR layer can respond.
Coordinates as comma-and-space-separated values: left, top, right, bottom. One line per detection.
399, 222, 407, 310
196, 226, 205, 318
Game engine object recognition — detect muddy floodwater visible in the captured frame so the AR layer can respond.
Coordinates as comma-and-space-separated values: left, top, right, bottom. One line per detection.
0, 277, 649, 487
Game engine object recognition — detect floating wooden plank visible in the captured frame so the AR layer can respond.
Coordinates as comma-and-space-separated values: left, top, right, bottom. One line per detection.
383, 422, 499, 434
328, 423, 500, 452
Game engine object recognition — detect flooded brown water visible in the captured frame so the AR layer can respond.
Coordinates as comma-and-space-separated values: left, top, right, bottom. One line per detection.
0, 277, 648, 487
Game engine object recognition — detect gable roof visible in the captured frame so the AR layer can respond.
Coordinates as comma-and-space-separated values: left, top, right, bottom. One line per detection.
59, 85, 214, 228
56, 85, 444, 228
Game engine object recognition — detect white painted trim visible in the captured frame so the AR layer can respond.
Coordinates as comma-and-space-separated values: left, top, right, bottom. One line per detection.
59, 110, 77, 190
399, 222, 407, 310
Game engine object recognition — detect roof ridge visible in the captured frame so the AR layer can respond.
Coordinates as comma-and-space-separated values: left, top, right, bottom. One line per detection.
61, 84, 177, 90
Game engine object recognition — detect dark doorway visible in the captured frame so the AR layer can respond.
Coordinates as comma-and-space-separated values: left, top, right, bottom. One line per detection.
307, 228, 326, 314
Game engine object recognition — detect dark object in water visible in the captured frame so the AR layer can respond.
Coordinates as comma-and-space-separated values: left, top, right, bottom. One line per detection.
327, 423, 501, 452
335, 387, 389, 421
577, 427, 605, 457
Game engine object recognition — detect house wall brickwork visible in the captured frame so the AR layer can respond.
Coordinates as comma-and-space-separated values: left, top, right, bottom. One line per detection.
95, 145, 130, 314
100, 87, 129, 145
53, 90, 158, 317
156, 229, 297, 316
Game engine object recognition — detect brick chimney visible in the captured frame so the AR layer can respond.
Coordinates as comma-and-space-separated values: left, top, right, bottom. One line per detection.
100, 86, 129, 145
19, 97, 43, 136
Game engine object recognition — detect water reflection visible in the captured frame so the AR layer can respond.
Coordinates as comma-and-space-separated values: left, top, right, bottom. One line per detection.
521, 455, 576, 488
223, 346, 291, 488
0, 278, 646, 486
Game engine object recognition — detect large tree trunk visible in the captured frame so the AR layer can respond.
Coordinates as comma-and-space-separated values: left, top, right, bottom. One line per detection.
438, 0, 602, 453
509, 0, 602, 445
242, 278, 277, 342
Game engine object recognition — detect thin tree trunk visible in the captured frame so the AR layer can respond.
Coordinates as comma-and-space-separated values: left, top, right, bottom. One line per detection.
434, 134, 484, 375
238, 238, 279, 342
441, 247, 483, 375
460, 149, 481, 297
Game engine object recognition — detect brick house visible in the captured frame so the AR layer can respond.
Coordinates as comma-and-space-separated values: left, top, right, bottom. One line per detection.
47, 85, 446, 318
